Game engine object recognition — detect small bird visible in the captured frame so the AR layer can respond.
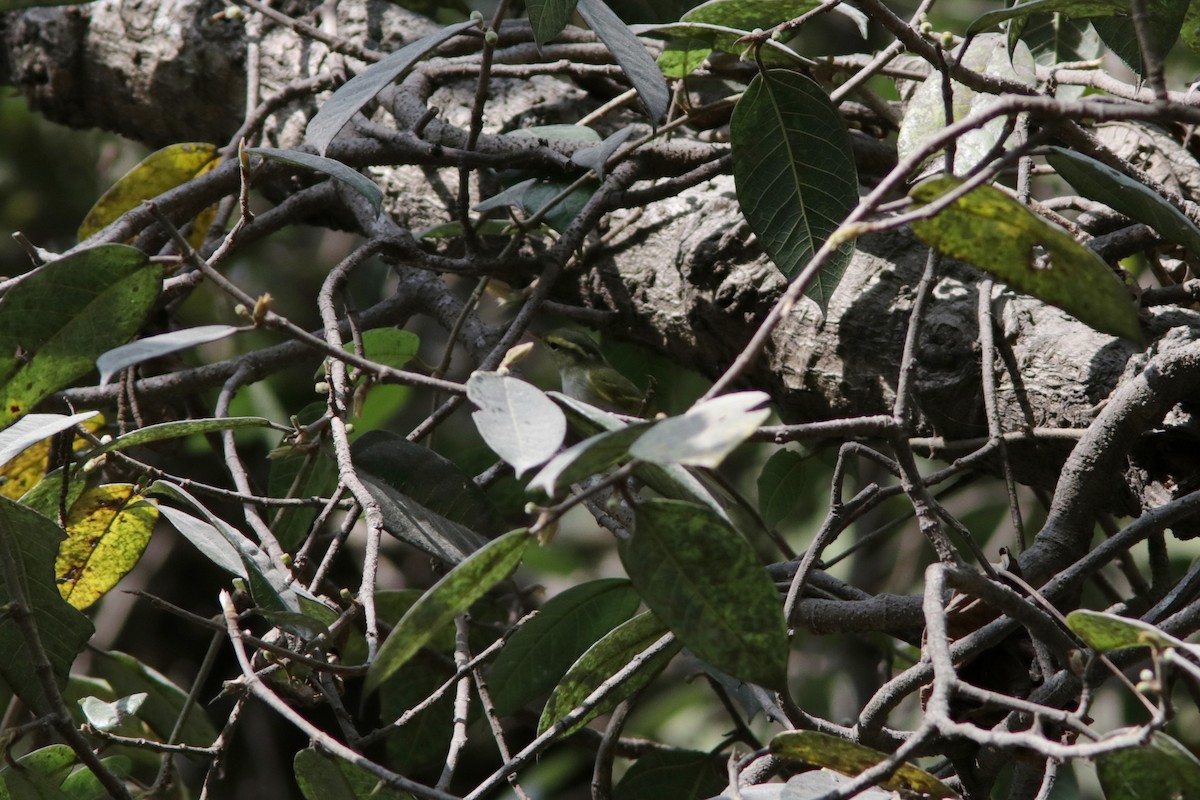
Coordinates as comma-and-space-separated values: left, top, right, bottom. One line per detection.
541, 329, 645, 416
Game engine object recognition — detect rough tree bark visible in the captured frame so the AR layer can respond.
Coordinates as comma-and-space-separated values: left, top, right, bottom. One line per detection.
5, 0, 1184, 472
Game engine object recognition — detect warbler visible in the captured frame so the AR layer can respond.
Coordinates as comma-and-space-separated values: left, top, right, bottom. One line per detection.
541, 329, 645, 416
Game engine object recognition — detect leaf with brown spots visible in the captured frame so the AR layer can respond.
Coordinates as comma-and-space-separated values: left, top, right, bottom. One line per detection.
56, 484, 157, 611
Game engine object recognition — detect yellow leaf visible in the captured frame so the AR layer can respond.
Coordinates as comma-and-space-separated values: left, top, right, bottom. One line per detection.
78, 143, 221, 247
0, 415, 104, 501
56, 484, 157, 610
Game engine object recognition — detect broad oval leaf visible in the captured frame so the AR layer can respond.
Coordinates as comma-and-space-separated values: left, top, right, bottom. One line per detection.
1095, 730, 1200, 800
896, 35, 1035, 176
56, 484, 157, 611
306, 19, 481, 155
247, 147, 384, 212
0, 245, 160, 428
0, 497, 94, 714
77, 142, 219, 243
91, 648, 218, 746
538, 610, 681, 736
657, 37, 712, 79
294, 747, 412, 800
1019, 14, 1101, 101
345, 328, 421, 370
629, 391, 770, 468
97, 324, 240, 385
468, 372, 567, 477
731, 69, 858, 310
625, 498, 788, 688
365, 528, 532, 695
489, 578, 641, 715
757, 448, 807, 529
576, 0, 669, 122
770, 730, 960, 799
910, 175, 1141, 342
528, 0, 581, 46
352, 430, 495, 561
1046, 146, 1200, 258
1065, 608, 1179, 652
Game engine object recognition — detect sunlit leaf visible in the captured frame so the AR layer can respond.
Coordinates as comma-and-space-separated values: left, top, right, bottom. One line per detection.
629, 391, 770, 468
657, 37, 712, 78
577, 0, 670, 121
56, 484, 157, 611
0, 245, 159, 428
468, 372, 567, 477
1095, 731, 1200, 800
538, 610, 680, 736
58, 757, 133, 800
771, 730, 960, 799
489, 578, 641, 715
77, 142, 219, 244
896, 35, 1035, 176
1065, 609, 1179, 652
0, 497, 94, 714
731, 69, 858, 309
97, 325, 240, 385
365, 528, 532, 695
0, 744, 75, 799
910, 175, 1141, 342
0, 412, 99, 500
306, 20, 481, 155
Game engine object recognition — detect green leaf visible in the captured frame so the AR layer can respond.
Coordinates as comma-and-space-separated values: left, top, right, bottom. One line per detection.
1065, 609, 1179, 652
294, 748, 413, 800
489, 578, 641, 715
628, 391, 770, 468
571, 127, 636, 180
345, 328, 420, 370
528, 422, 653, 497
613, 749, 726, 800
79, 692, 147, 732
896, 35, 1035, 176
1184, 0, 1200, 54
365, 528, 532, 695
1046, 146, 1200, 258
247, 147, 384, 211
77, 142, 219, 244
55, 484, 157, 611
377, 656, 460, 773
909, 175, 1141, 342
90, 648, 218, 746
625, 498, 788, 688
528, 0, 581, 45
0, 245, 159, 428
1095, 731, 1200, 800
0, 412, 99, 470
468, 372, 567, 477
577, 0, 670, 121
351, 430, 494, 562
96, 325, 240, 386
771, 730, 960, 799
0, 745, 76, 800
306, 19, 481, 155
1020, 15, 1101, 100
1090, 1, 1185, 76
90, 416, 279, 458
268, 447, 339, 554
58, 758, 132, 800
538, 610, 680, 736
966, 0, 1128, 36
657, 37, 712, 78
757, 448, 807, 529
0, 498, 93, 714
730, 69, 858, 310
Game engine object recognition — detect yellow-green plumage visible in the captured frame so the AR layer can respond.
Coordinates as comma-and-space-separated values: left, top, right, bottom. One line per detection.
542, 329, 645, 416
